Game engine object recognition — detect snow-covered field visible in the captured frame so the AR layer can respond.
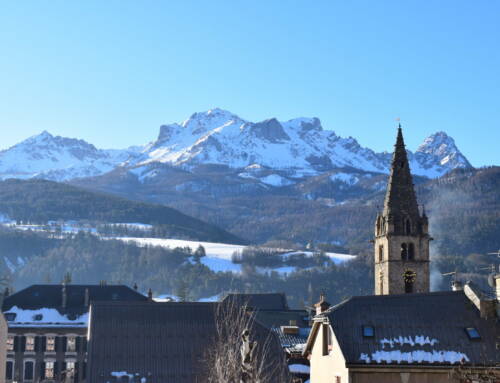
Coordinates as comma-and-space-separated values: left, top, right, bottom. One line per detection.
113, 237, 355, 273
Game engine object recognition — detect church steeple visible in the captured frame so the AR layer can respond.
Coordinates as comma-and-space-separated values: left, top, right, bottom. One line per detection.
382, 125, 421, 235
374, 125, 430, 295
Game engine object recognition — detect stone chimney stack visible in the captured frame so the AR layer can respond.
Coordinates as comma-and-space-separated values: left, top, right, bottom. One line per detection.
451, 280, 463, 291
314, 293, 330, 315
147, 288, 153, 302
62, 283, 67, 309
84, 288, 90, 307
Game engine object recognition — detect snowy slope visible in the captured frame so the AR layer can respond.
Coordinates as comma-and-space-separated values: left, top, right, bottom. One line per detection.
0, 131, 141, 181
113, 237, 355, 273
128, 108, 471, 179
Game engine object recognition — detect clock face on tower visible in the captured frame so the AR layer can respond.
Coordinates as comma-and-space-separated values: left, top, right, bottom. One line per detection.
403, 269, 417, 283
403, 269, 417, 293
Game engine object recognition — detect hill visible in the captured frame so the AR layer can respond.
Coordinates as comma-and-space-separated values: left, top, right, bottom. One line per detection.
0, 179, 244, 244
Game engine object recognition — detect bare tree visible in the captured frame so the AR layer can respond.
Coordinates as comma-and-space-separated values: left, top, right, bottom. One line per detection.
205, 298, 292, 383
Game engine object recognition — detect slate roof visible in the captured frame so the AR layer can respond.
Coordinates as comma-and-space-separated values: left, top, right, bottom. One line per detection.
256, 310, 310, 350
2, 284, 147, 316
86, 301, 217, 383
221, 292, 289, 311
314, 291, 499, 366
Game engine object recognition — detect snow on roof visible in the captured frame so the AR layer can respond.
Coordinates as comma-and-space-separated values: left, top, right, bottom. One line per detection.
359, 335, 469, 365
359, 349, 469, 365
5, 306, 88, 328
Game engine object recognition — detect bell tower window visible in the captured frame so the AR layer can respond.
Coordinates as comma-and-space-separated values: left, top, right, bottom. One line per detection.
408, 243, 415, 260
401, 243, 408, 260
378, 245, 384, 262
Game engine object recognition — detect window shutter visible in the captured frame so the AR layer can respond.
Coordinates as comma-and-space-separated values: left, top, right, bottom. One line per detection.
82, 337, 87, 352
74, 362, 80, 382
54, 361, 59, 378
42, 336, 47, 351
55, 336, 59, 352
13, 336, 19, 352
62, 336, 67, 352
6, 361, 13, 380
20, 336, 26, 352
35, 336, 40, 351
76, 336, 81, 351
82, 361, 86, 380
40, 362, 46, 380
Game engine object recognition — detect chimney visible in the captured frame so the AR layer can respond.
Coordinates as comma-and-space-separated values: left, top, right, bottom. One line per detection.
464, 281, 496, 319
147, 288, 153, 301
84, 288, 90, 307
62, 283, 67, 309
133, 283, 138, 291
314, 293, 330, 315
451, 280, 463, 291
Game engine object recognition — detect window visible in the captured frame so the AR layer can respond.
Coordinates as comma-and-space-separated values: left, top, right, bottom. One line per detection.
362, 325, 374, 337
465, 327, 481, 340
6, 361, 13, 380
24, 361, 34, 380
405, 219, 411, 235
46, 336, 56, 352
32, 314, 43, 321
4, 313, 16, 322
401, 243, 408, 260
66, 361, 75, 372
6, 335, 14, 351
45, 361, 55, 379
67, 336, 76, 352
26, 336, 35, 352
408, 243, 415, 260
378, 245, 384, 262
322, 324, 329, 356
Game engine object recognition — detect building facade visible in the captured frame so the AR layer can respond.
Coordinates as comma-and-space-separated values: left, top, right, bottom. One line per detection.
2, 284, 147, 383
374, 126, 430, 295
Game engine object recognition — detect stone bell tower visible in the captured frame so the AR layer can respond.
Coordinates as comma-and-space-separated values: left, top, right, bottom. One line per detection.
374, 125, 430, 295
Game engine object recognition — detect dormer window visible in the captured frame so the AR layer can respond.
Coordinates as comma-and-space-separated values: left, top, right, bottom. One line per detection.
362, 325, 374, 338
33, 314, 43, 321
465, 327, 480, 340
4, 313, 16, 321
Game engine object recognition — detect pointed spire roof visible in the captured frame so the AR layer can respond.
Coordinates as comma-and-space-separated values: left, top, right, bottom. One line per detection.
382, 125, 421, 224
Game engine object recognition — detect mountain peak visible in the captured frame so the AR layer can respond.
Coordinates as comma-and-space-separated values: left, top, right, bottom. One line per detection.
416, 131, 472, 169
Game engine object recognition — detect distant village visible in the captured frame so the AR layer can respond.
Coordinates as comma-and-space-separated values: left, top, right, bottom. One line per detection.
0, 127, 498, 383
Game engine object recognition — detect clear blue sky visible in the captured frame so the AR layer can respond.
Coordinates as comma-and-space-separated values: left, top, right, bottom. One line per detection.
0, 1, 498, 166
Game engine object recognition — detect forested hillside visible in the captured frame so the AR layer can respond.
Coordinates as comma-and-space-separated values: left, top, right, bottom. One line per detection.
0, 179, 244, 244
0, 229, 371, 307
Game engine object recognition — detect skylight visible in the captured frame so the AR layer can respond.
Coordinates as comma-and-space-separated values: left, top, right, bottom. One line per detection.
362, 325, 374, 338
465, 327, 480, 340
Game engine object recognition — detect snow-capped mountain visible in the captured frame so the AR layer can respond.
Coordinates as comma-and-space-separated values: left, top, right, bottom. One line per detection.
0, 131, 141, 181
128, 108, 471, 180
0, 109, 472, 183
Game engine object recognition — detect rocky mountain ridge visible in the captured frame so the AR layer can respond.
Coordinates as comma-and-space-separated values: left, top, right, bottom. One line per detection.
0, 109, 472, 182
